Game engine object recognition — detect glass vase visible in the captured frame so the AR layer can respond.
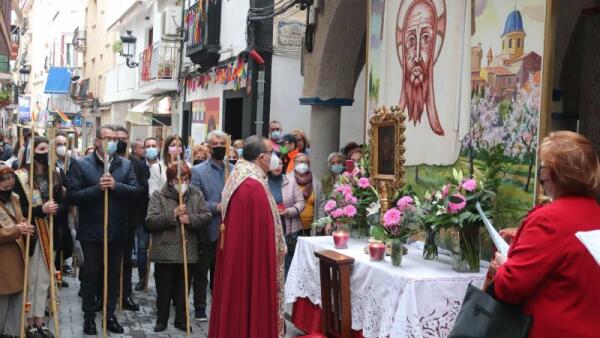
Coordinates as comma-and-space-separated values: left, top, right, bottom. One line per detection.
450, 223, 481, 273
423, 227, 439, 260
390, 239, 403, 267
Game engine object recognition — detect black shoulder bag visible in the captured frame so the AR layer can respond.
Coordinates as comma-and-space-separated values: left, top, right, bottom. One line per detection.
448, 282, 532, 338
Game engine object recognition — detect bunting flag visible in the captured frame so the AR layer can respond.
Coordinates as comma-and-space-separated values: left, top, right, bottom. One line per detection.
186, 58, 248, 94
55, 109, 71, 122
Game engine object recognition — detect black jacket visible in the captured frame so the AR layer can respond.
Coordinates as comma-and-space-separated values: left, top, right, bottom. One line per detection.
127, 155, 150, 228
67, 152, 141, 242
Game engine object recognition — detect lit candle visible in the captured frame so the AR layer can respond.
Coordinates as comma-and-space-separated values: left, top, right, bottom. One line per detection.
369, 242, 386, 261
333, 230, 350, 249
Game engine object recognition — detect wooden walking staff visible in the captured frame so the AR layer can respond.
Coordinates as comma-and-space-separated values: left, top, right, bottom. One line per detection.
47, 127, 61, 337
219, 135, 231, 250
19, 125, 34, 338
102, 139, 109, 338
177, 154, 191, 335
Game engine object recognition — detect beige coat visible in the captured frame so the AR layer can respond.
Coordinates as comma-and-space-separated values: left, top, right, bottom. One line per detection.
0, 194, 25, 295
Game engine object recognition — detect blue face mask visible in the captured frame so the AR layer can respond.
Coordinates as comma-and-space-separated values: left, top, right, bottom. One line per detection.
271, 131, 281, 140
331, 164, 344, 174
106, 141, 118, 156
236, 148, 243, 158
145, 147, 158, 160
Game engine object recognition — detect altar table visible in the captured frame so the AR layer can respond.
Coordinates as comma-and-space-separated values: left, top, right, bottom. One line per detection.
285, 236, 487, 338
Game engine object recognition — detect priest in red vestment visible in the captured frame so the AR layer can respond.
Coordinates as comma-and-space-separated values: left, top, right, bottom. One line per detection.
209, 136, 287, 338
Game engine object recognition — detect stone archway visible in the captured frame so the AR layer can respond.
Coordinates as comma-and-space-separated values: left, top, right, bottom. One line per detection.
300, 0, 367, 178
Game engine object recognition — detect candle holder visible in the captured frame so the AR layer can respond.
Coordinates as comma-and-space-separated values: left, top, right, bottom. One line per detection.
333, 230, 350, 249
368, 241, 386, 261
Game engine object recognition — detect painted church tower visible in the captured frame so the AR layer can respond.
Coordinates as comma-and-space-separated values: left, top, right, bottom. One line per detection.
501, 9, 526, 59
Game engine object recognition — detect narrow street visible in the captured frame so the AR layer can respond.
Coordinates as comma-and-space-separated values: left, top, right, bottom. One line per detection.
57, 266, 210, 338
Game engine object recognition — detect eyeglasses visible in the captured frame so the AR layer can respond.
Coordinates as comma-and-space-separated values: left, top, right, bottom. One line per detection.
537, 166, 549, 185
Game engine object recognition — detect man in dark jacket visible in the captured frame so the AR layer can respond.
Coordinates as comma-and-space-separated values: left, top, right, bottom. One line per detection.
68, 125, 141, 335
114, 125, 141, 311
128, 138, 150, 291
0, 128, 13, 162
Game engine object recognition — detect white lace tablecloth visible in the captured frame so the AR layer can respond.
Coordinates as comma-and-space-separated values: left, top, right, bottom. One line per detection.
285, 236, 487, 338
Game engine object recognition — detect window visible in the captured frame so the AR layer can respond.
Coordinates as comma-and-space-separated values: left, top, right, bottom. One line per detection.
509, 39, 512, 48
517, 38, 521, 48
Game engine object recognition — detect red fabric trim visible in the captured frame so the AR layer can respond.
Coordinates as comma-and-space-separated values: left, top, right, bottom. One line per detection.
292, 298, 365, 338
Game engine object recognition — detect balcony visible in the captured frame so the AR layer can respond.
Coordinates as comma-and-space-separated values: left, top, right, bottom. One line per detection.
72, 27, 86, 52
185, 0, 221, 68
138, 41, 179, 95
104, 62, 148, 103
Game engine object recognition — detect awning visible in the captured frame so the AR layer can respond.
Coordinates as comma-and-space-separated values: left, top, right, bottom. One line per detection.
44, 67, 72, 94
126, 96, 171, 126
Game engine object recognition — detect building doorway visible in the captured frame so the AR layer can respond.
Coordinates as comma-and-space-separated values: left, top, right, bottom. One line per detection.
224, 97, 243, 140
223, 89, 250, 140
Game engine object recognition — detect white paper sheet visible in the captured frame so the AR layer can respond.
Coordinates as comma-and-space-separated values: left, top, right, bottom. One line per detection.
476, 202, 510, 256
575, 230, 600, 266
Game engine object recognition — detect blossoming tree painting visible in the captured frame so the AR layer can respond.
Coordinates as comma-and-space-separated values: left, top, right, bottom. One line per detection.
399, 0, 548, 229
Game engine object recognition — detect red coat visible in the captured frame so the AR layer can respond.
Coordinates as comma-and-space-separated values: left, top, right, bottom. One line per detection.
494, 196, 600, 338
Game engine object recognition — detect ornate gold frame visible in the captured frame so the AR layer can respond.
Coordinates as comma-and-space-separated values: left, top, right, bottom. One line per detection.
369, 105, 406, 212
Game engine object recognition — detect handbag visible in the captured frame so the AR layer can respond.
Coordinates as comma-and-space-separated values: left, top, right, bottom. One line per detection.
449, 282, 532, 338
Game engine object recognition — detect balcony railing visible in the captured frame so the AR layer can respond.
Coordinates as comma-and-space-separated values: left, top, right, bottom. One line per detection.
72, 27, 87, 51
139, 41, 179, 84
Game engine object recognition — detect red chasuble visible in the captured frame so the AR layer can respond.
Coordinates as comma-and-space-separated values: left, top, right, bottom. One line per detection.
209, 160, 286, 338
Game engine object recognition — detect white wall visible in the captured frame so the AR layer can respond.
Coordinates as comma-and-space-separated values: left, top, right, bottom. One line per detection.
270, 54, 310, 136
219, 0, 249, 61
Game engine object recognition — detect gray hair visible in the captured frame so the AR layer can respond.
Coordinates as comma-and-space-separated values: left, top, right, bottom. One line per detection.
95, 125, 115, 139
327, 152, 345, 163
206, 130, 227, 143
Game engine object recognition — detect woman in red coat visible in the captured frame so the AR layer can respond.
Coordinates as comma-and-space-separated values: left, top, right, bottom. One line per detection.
492, 131, 600, 338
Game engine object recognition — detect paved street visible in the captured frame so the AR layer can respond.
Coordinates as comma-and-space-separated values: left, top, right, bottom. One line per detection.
54, 263, 303, 338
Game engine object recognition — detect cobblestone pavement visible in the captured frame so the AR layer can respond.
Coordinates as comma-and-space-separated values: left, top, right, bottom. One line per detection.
53, 264, 303, 338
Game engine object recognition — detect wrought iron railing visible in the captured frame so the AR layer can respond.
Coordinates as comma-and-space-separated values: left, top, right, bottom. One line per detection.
139, 41, 180, 83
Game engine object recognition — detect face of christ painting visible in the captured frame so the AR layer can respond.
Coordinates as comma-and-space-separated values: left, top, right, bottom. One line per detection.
397, 0, 446, 136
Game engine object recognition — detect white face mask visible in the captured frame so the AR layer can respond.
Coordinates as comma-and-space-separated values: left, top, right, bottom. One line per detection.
56, 145, 67, 157
295, 163, 309, 174
269, 152, 280, 171
174, 182, 188, 194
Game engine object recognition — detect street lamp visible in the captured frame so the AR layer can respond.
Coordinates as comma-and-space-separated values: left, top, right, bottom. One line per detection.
120, 30, 139, 68
19, 65, 30, 92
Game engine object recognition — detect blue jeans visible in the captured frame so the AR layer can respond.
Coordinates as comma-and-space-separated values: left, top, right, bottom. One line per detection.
136, 223, 149, 281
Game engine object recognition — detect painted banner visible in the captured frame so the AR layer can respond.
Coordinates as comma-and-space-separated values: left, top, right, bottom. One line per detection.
368, 0, 548, 229
369, 0, 471, 166
18, 95, 30, 123
191, 97, 220, 143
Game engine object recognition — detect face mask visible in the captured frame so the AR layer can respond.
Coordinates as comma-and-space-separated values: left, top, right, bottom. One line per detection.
212, 146, 226, 161
0, 189, 12, 202
34, 153, 48, 164
116, 140, 127, 154
145, 147, 158, 160
229, 159, 237, 165
269, 152, 281, 171
270, 131, 281, 140
56, 145, 67, 157
193, 159, 205, 166
279, 146, 289, 155
107, 141, 118, 156
295, 163, 309, 174
236, 148, 243, 158
168, 146, 182, 155
331, 164, 344, 174
174, 182, 188, 194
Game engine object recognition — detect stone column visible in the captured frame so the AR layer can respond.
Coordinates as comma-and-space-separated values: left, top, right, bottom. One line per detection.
310, 105, 341, 180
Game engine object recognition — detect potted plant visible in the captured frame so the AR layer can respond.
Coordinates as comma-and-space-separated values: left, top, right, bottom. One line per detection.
112, 40, 123, 54
0, 88, 12, 107
371, 195, 421, 267
158, 61, 173, 78
421, 169, 494, 272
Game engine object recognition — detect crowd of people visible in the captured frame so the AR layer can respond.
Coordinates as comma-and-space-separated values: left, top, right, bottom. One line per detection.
0, 120, 365, 338
0, 121, 597, 338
